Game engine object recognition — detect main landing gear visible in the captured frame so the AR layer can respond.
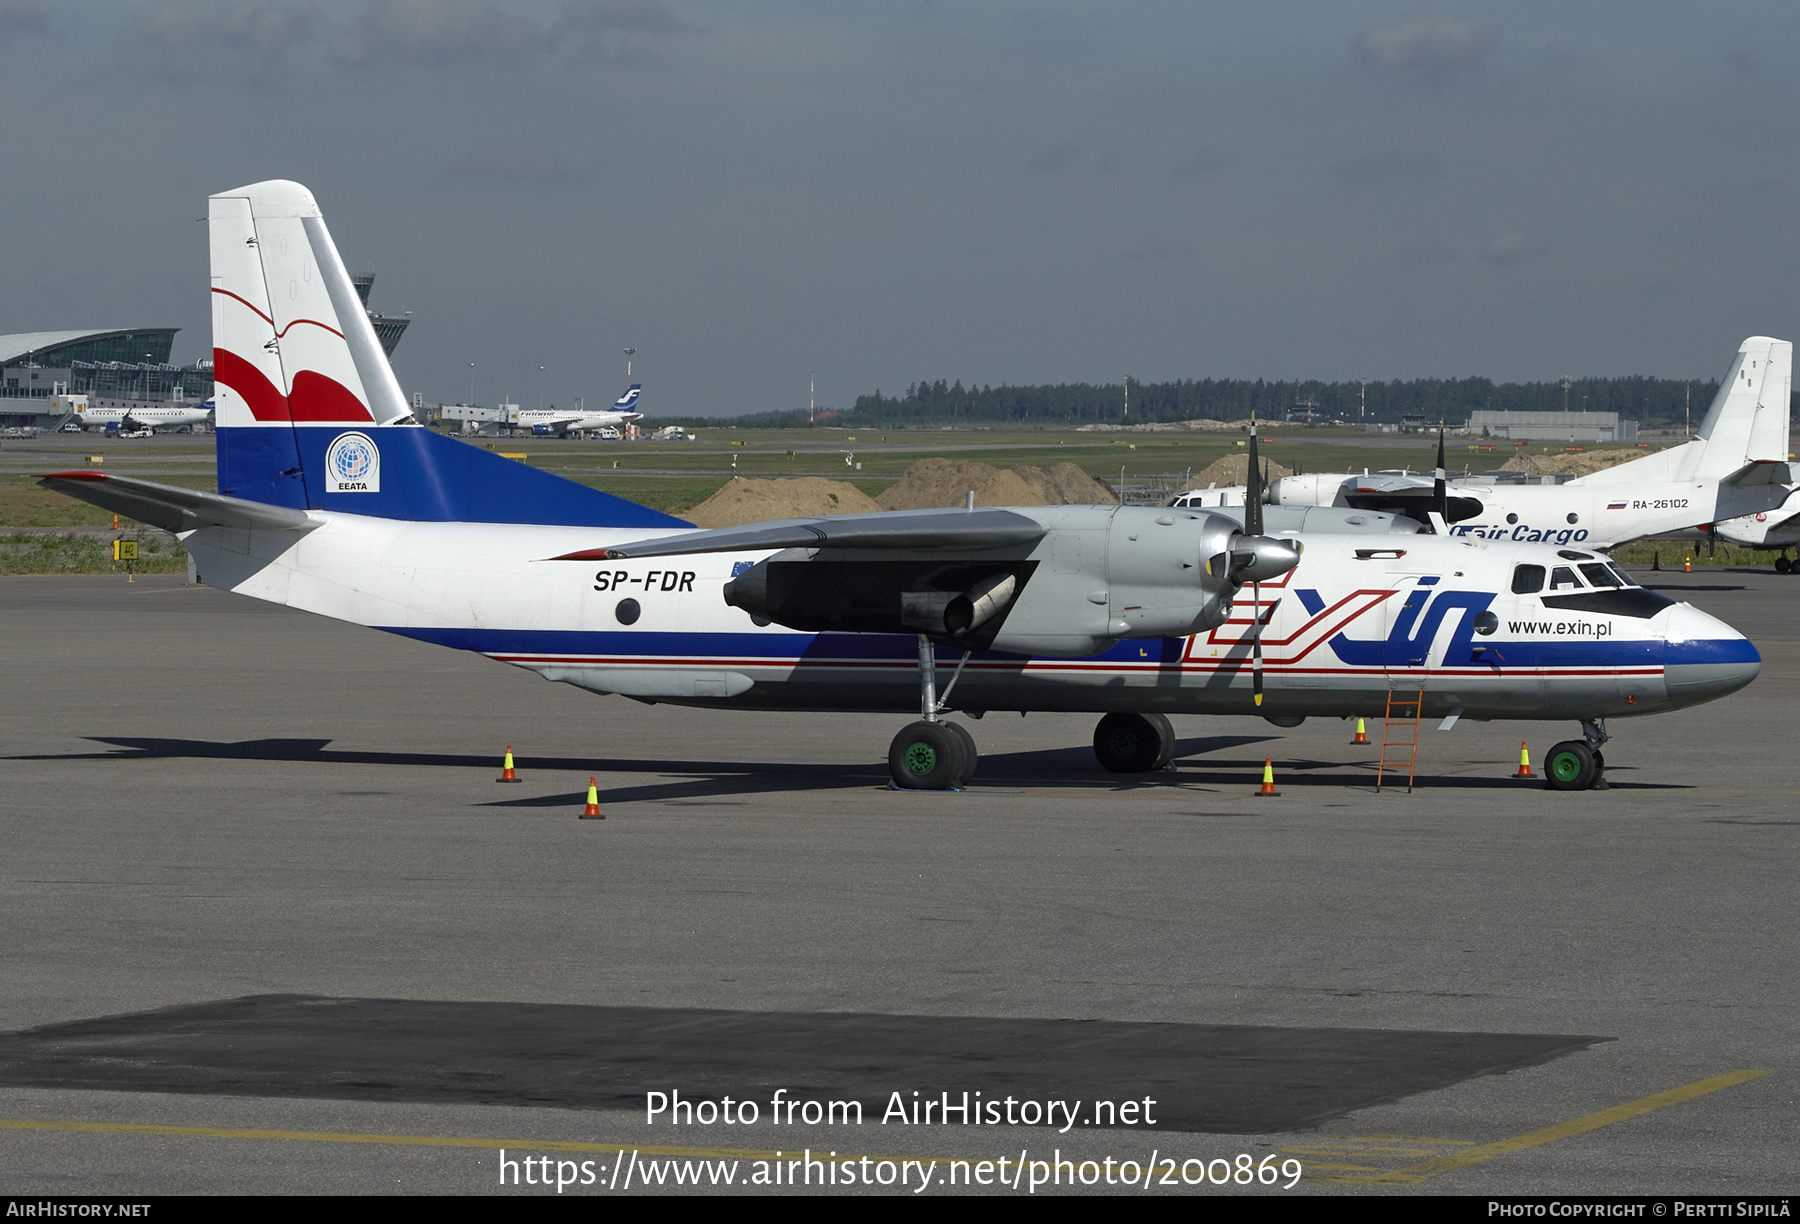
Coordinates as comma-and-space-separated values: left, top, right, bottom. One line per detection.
1774, 552, 1793, 574
886, 639, 1183, 787
1544, 719, 1610, 791
1092, 712, 1176, 773
888, 637, 980, 790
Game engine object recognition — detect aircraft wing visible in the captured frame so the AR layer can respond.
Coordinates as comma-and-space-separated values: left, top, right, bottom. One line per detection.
1340, 483, 1484, 524
37, 471, 314, 533
552, 507, 1049, 560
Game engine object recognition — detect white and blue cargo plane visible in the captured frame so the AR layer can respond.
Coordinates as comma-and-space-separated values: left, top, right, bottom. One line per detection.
39, 181, 1762, 793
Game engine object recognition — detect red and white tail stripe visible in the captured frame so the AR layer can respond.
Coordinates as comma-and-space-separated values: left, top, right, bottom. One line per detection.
208, 180, 411, 429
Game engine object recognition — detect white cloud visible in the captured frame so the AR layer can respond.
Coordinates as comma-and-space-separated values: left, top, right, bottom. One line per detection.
1357, 13, 1501, 85
1478, 231, 1546, 268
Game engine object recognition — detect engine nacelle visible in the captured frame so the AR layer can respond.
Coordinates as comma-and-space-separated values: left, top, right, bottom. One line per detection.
721, 506, 1302, 659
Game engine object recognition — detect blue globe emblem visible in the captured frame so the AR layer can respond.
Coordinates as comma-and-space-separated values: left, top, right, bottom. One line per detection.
333, 436, 374, 481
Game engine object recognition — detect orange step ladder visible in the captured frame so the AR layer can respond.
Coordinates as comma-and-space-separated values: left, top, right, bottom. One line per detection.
1375, 688, 1424, 793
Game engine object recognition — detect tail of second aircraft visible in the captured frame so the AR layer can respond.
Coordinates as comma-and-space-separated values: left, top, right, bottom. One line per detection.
208, 180, 684, 529
1579, 336, 1792, 486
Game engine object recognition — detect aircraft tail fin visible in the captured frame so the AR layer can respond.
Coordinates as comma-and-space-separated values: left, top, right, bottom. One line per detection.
206, 180, 685, 529
1582, 336, 1792, 485
613, 384, 642, 413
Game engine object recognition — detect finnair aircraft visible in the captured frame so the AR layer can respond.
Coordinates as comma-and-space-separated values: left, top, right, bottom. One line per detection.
40, 181, 1763, 794
73, 401, 213, 433
1214, 338, 1794, 551
515, 385, 643, 436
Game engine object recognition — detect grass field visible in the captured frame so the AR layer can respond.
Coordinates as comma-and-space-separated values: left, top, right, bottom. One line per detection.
0, 530, 188, 575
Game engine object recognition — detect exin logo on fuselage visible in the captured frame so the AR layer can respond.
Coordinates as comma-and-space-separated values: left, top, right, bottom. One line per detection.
1450, 523, 1590, 545
326, 431, 380, 493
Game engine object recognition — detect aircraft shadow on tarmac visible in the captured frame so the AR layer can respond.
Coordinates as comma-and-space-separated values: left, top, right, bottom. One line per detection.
0, 995, 1607, 1135
12, 735, 1688, 805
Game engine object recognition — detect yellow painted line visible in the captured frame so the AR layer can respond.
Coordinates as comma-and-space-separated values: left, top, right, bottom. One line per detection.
1317, 1070, 1770, 1186
0, 1120, 1019, 1170
1293, 1162, 1381, 1172
0, 1119, 841, 1161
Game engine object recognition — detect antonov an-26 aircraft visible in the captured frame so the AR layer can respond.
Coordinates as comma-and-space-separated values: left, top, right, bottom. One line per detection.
1242, 337, 1794, 551
40, 181, 1763, 793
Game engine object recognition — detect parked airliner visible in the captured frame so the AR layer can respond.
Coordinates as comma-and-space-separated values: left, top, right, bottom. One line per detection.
41, 181, 1762, 793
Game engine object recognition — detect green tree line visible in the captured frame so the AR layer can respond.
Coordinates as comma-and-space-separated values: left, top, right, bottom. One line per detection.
829, 375, 1730, 428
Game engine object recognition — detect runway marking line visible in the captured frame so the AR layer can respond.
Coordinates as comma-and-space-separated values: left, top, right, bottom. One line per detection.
1311, 1069, 1770, 1185
0, 1120, 863, 1162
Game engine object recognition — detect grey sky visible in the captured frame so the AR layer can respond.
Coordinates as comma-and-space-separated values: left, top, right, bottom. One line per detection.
1, 2, 1795, 416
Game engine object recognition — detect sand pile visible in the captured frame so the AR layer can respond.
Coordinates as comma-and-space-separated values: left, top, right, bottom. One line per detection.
1183, 453, 1293, 491
1498, 449, 1646, 478
876, 458, 1118, 510
1014, 462, 1118, 504
685, 477, 880, 528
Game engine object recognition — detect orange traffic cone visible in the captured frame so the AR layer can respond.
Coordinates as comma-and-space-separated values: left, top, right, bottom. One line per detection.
496, 745, 522, 783
1514, 742, 1533, 778
1351, 717, 1369, 744
1255, 757, 1281, 797
581, 777, 603, 819
1684, 554, 1692, 573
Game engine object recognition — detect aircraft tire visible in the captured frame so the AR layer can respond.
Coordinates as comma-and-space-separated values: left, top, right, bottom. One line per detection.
1093, 712, 1166, 773
1144, 712, 1176, 769
1543, 740, 1597, 791
944, 721, 979, 787
889, 721, 964, 790
1776, 556, 1791, 574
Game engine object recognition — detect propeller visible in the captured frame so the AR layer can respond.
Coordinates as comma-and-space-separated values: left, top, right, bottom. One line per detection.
1431, 424, 1449, 532
1247, 432, 1265, 707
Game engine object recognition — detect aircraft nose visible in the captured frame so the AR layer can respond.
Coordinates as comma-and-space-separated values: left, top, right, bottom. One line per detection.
1661, 603, 1761, 708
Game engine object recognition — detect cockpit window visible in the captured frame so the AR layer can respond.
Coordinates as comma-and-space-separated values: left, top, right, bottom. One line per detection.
1606, 563, 1640, 588
1511, 564, 1545, 594
1579, 562, 1622, 589
1548, 565, 1582, 591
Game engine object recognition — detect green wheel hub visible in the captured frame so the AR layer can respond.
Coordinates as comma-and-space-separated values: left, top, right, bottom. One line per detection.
904, 742, 938, 776
1549, 751, 1584, 783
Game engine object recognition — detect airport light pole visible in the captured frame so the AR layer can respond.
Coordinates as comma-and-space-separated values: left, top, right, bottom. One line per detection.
624, 348, 635, 385
538, 365, 545, 412
469, 363, 475, 408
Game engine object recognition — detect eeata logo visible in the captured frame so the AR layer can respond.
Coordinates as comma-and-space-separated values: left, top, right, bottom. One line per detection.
326, 431, 380, 492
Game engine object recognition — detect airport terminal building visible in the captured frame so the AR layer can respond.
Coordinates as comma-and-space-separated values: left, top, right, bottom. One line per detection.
1467, 409, 1638, 444
0, 276, 410, 432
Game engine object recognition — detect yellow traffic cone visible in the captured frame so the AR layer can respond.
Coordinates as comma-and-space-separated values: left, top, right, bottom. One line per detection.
1255, 757, 1281, 797
581, 777, 603, 819
1514, 742, 1533, 778
1351, 717, 1369, 744
496, 745, 522, 783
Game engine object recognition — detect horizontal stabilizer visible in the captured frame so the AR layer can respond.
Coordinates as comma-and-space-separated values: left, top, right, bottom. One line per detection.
552, 507, 1049, 561
1720, 460, 1793, 486
37, 471, 313, 534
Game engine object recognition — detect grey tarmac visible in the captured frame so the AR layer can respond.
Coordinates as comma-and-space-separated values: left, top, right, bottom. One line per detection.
0, 569, 1793, 1196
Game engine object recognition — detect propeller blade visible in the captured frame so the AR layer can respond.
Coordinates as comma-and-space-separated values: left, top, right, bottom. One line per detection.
1251, 579, 1264, 706
1433, 424, 1448, 528
1245, 432, 1263, 537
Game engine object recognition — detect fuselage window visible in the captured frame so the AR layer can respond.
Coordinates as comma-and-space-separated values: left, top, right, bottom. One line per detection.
1548, 565, 1583, 591
1511, 564, 1546, 594
1579, 563, 1622, 588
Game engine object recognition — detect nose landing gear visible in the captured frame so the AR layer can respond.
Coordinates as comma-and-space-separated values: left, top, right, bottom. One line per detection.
1544, 719, 1610, 791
